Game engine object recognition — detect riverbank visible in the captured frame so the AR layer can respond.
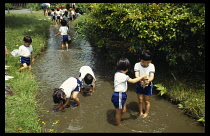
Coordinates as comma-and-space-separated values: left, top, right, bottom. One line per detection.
5, 10, 51, 133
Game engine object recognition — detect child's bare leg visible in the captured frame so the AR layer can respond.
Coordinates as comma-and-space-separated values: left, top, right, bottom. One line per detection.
115, 109, 122, 126
137, 94, 144, 117
61, 42, 64, 52
72, 91, 80, 106
28, 65, 32, 70
143, 95, 151, 118
66, 42, 68, 51
16, 63, 28, 72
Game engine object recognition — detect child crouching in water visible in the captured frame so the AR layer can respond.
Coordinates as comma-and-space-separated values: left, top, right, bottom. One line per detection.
111, 57, 147, 126
54, 20, 69, 52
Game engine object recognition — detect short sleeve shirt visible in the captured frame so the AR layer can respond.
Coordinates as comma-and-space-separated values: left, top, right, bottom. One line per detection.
59, 26, 68, 35
134, 62, 155, 79
18, 45, 33, 58
79, 66, 96, 86
114, 72, 130, 92
59, 77, 82, 98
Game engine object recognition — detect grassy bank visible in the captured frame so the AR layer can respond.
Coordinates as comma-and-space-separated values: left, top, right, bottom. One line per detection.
153, 68, 205, 126
5, 10, 51, 133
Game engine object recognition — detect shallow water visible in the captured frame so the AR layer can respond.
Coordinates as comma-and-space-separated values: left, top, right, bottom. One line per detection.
32, 22, 204, 133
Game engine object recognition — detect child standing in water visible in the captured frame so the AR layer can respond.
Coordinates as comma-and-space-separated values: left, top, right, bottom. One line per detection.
134, 50, 155, 118
54, 20, 69, 52
111, 57, 147, 126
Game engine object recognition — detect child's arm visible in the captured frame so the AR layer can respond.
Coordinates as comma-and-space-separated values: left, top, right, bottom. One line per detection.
145, 73, 154, 85
31, 53, 35, 64
54, 32, 61, 36
127, 74, 147, 84
58, 98, 70, 111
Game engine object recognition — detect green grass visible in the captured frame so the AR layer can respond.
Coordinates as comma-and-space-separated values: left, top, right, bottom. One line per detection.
5, 10, 51, 133
154, 72, 205, 126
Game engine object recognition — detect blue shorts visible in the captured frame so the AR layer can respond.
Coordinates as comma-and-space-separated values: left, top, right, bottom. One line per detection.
52, 16, 55, 20
61, 35, 68, 42
74, 77, 82, 92
111, 92, 127, 109
57, 16, 60, 20
136, 82, 153, 95
20, 56, 31, 66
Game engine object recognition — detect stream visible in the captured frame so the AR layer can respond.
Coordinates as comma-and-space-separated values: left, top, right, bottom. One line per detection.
32, 22, 204, 133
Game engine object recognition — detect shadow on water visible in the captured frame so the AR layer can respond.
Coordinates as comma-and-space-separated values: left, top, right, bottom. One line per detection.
33, 22, 204, 133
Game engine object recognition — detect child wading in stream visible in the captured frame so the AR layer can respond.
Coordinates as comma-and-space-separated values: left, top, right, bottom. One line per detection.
111, 57, 147, 126
54, 20, 70, 52
52, 77, 82, 111
134, 50, 155, 118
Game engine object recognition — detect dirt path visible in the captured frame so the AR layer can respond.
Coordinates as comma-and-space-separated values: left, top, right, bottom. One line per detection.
5, 8, 35, 14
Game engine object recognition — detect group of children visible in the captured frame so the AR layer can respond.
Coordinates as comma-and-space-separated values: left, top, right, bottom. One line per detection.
112, 50, 155, 126
8, 34, 155, 126
50, 6, 77, 26
52, 66, 96, 111
52, 50, 155, 126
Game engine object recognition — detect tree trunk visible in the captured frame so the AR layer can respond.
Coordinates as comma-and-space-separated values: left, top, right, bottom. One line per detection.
7, 8, 9, 13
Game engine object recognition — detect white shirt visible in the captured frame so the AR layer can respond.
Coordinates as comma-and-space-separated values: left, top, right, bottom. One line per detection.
59, 77, 80, 99
71, 10, 75, 15
51, 11, 55, 16
55, 10, 60, 16
114, 72, 130, 92
79, 66, 96, 85
59, 26, 69, 35
18, 45, 33, 58
134, 62, 155, 79
63, 15, 69, 23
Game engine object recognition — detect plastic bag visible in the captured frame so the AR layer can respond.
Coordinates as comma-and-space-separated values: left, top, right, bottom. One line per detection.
10, 49, 20, 57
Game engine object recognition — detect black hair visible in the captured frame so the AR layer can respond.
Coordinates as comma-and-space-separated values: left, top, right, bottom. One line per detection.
140, 50, 153, 61
52, 88, 66, 104
84, 74, 93, 85
64, 11, 68, 14
60, 20, 67, 26
23, 36, 32, 43
115, 57, 130, 71
51, 9, 54, 11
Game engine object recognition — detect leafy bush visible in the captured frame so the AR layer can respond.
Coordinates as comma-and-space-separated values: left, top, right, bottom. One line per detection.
74, 3, 205, 72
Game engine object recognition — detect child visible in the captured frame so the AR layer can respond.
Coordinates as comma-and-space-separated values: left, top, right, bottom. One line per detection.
111, 57, 147, 126
52, 77, 82, 111
55, 7, 61, 25
63, 11, 69, 28
54, 20, 69, 52
69, 8, 76, 21
16, 36, 34, 72
134, 50, 155, 118
51, 9, 56, 25
78, 66, 96, 94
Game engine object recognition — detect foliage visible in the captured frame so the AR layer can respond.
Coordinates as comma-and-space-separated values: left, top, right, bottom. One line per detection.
74, 3, 205, 72
154, 84, 167, 96
26, 3, 42, 11
5, 3, 13, 9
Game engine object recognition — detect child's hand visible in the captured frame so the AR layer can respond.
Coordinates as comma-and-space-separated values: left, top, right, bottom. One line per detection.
58, 107, 64, 111
144, 79, 149, 86
142, 74, 147, 79
54, 34, 57, 36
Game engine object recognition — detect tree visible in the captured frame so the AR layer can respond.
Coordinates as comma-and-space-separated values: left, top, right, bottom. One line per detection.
5, 3, 13, 13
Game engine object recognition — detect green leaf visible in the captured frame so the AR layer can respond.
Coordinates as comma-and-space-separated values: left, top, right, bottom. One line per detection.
177, 104, 184, 109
